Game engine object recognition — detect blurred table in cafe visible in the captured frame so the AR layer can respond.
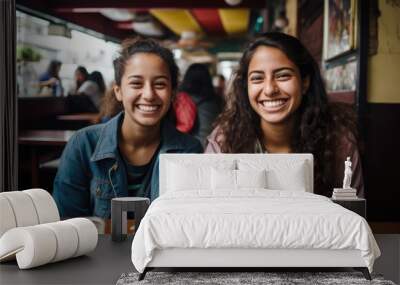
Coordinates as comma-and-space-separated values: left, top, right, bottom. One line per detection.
56, 113, 101, 129
19, 130, 75, 146
19, 130, 75, 188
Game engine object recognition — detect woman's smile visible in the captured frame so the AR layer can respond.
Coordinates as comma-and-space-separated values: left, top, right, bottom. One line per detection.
258, 98, 289, 112
136, 104, 162, 113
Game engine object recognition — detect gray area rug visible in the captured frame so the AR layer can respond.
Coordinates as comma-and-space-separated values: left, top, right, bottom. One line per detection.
117, 272, 396, 285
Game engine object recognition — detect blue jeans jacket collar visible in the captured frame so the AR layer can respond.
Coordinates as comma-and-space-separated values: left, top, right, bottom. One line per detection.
90, 112, 122, 162
90, 112, 194, 162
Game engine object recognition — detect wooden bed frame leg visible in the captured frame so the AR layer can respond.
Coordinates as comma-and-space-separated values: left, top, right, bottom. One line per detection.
354, 267, 371, 280
138, 268, 148, 281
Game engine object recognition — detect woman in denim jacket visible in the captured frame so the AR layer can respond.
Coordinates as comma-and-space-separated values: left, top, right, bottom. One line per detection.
53, 38, 203, 218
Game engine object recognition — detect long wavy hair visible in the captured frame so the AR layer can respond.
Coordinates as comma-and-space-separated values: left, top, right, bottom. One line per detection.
214, 32, 358, 196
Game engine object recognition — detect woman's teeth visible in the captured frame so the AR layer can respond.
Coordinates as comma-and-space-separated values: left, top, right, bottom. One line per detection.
137, 104, 160, 112
262, 99, 287, 108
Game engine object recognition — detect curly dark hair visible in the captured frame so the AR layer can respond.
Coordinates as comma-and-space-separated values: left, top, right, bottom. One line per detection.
213, 32, 359, 196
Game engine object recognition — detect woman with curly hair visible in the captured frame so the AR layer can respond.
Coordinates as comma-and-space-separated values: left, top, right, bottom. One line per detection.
205, 32, 363, 198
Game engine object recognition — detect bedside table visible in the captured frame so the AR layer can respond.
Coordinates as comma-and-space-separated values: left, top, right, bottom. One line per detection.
111, 197, 150, 242
331, 198, 366, 219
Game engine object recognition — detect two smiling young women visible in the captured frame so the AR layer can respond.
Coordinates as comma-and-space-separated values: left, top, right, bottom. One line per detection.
53, 33, 363, 218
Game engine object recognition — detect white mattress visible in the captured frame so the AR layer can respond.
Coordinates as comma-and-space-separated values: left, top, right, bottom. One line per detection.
131, 190, 380, 273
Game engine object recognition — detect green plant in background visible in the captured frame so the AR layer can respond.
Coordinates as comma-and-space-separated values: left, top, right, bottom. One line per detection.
16, 46, 42, 97
17, 46, 42, 62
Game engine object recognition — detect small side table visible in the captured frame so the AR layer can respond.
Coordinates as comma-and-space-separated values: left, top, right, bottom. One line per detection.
331, 198, 366, 219
111, 197, 150, 242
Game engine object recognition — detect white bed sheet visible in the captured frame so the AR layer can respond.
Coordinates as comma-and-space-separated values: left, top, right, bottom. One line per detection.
131, 190, 380, 273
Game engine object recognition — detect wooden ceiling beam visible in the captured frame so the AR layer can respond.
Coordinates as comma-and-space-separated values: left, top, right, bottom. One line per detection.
50, 12, 133, 40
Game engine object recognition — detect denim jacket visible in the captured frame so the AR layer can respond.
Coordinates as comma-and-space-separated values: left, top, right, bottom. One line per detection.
53, 112, 203, 218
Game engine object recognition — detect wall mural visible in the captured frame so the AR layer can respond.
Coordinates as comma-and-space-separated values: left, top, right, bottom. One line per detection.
324, 0, 357, 60
325, 60, 357, 92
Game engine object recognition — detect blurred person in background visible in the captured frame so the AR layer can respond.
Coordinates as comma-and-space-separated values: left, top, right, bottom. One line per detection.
77, 70, 106, 111
38, 60, 63, 96
68, 66, 88, 95
177, 64, 223, 146
68, 70, 106, 113
173, 88, 197, 134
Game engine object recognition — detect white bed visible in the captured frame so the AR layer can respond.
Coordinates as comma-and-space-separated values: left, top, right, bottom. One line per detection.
131, 154, 380, 280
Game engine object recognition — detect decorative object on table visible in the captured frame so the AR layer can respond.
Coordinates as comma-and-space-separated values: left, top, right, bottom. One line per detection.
0, 189, 98, 269
117, 271, 394, 285
0, 189, 60, 236
332, 156, 358, 200
111, 197, 150, 242
0, 218, 97, 269
343, 156, 353, 188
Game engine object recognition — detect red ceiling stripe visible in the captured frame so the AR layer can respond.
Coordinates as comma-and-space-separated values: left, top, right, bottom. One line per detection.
191, 9, 225, 36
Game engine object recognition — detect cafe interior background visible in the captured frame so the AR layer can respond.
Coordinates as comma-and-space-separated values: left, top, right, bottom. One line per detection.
0, 0, 399, 281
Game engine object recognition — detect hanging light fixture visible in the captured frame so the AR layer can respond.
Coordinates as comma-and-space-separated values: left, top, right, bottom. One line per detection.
132, 21, 164, 37
100, 9, 135, 22
225, 0, 242, 6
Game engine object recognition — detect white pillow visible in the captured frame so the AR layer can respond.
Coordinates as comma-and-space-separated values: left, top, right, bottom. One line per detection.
211, 168, 236, 190
266, 166, 307, 191
237, 169, 267, 189
167, 163, 209, 191
166, 160, 235, 192
238, 159, 309, 192
211, 168, 267, 190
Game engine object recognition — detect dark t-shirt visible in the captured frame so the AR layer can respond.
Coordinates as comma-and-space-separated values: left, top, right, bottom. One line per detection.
121, 144, 161, 198
124, 160, 152, 197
